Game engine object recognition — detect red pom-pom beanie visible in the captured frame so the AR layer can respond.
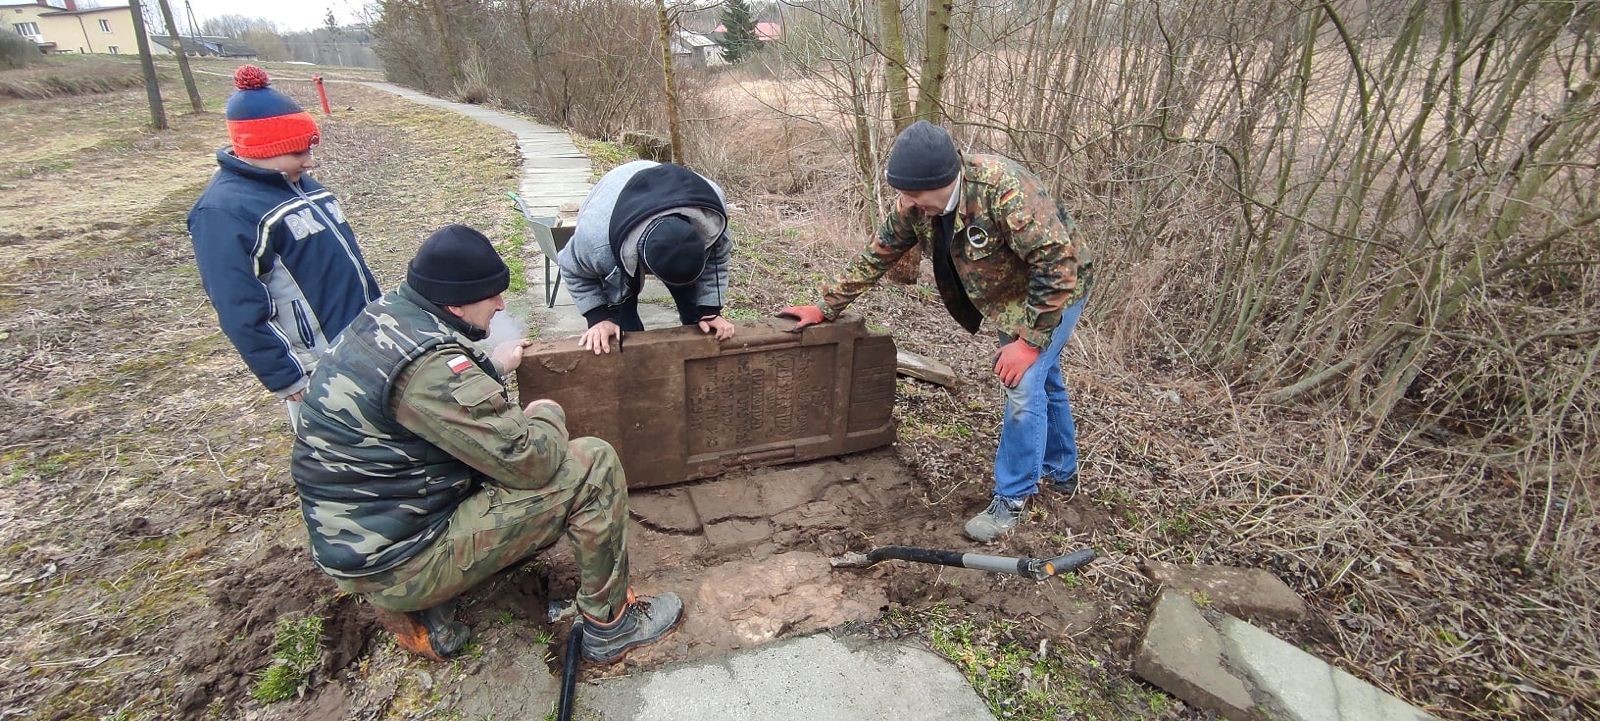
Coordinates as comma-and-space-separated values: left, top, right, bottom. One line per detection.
225, 65, 320, 159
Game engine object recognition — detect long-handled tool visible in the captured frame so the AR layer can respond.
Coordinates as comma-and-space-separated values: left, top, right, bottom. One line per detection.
556, 620, 584, 721
831, 545, 1096, 581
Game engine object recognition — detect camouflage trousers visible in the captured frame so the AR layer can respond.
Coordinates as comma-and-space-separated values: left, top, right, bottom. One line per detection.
331, 437, 631, 622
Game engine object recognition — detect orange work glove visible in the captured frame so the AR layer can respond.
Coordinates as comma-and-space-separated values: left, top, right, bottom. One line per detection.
776, 305, 827, 332
993, 339, 1040, 388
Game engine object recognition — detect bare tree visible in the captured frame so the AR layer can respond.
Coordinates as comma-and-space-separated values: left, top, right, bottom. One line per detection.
654, 0, 684, 162
914, 0, 952, 122
877, 0, 913, 132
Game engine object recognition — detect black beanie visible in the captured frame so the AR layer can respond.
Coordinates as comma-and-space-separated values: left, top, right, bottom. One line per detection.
407, 224, 510, 306
885, 120, 961, 191
639, 215, 707, 287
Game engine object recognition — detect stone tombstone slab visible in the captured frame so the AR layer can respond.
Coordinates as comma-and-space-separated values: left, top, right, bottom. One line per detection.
516, 317, 897, 488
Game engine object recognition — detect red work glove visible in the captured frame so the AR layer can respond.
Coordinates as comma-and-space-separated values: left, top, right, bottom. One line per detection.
776, 305, 827, 333
993, 339, 1040, 388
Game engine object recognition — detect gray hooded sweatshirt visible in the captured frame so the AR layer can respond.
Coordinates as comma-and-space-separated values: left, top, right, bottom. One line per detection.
556, 160, 731, 327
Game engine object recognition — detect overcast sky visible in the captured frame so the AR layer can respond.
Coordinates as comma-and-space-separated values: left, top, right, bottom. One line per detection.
170, 0, 371, 32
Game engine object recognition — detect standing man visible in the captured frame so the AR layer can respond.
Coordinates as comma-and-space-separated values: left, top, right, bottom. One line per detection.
557, 160, 736, 354
292, 225, 683, 663
187, 66, 380, 425
780, 121, 1093, 543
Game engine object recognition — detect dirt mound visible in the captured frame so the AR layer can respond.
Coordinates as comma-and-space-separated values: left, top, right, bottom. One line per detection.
170, 544, 374, 716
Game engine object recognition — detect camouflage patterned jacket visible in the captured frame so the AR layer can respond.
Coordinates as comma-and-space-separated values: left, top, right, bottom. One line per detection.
818, 154, 1093, 348
290, 284, 569, 578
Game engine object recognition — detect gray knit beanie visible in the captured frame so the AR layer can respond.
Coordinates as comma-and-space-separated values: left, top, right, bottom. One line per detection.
885, 120, 960, 191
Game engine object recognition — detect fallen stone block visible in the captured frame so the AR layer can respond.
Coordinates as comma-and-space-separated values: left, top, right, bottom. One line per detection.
517, 318, 897, 488
1134, 590, 1440, 721
896, 349, 957, 388
1141, 559, 1308, 621
1134, 591, 1260, 721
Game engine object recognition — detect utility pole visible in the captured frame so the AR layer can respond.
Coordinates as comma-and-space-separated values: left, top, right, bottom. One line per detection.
183, 0, 200, 37
155, 0, 202, 112
128, 0, 168, 130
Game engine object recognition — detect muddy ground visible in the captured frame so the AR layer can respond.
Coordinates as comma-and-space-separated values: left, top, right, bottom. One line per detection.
1, 59, 1594, 721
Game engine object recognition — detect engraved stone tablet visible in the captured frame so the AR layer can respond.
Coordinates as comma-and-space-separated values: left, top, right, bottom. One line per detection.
516, 317, 897, 488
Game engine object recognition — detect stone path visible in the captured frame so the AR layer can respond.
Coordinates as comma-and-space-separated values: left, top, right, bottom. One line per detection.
364, 82, 681, 338
585, 636, 996, 721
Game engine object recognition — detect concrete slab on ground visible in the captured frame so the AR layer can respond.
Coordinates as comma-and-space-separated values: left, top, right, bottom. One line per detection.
1134, 590, 1439, 721
580, 634, 997, 721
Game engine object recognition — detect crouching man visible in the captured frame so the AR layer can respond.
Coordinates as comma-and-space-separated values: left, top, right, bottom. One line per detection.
290, 224, 682, 663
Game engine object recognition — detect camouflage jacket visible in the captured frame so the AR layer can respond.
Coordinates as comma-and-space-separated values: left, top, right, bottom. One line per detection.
290, 284, 568, 578
818, 154, 1093, 348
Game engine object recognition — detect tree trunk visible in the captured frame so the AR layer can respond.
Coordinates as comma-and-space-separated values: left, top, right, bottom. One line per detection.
128, 0, 167, 130
154, 0, 201, 112
916, 0, 953, 122
654, 0, 684, 163
426, 0, 460, 86
878, 0, 913, 132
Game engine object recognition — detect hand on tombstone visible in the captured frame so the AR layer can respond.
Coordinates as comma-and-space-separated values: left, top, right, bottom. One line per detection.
578, 320, 622, 355
492, 338, 533, 373
698, 315, 736, 341
776, 305, 826, 332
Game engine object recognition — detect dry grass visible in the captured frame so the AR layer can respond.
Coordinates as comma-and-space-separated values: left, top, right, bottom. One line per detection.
700, 86, 1599, 717
0, 81, 520, 719
0, 55, 148, 99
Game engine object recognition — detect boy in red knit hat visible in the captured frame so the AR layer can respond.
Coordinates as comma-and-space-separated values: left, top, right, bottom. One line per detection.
187, 65, 380, 429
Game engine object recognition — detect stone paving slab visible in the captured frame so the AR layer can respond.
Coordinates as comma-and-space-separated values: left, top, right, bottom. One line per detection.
582, 634, 996, 721
1135, 590, 1440, 721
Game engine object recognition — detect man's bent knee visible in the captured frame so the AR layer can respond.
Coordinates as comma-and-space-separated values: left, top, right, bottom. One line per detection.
569, 437, 624, 486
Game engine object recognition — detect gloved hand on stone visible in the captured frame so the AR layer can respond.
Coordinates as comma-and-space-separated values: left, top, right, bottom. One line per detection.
776, 305, 826, 332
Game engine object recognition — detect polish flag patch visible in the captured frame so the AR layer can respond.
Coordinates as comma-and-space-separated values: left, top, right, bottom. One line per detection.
446, 355, 474, 374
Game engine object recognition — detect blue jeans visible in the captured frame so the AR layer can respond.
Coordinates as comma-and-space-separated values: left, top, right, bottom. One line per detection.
994, 295, 1087, 500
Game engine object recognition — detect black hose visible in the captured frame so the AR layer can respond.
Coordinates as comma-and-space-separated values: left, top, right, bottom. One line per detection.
557, 621, 583, 721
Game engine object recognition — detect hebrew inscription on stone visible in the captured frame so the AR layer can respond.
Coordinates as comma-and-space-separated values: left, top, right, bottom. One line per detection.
684, 346, 836, 456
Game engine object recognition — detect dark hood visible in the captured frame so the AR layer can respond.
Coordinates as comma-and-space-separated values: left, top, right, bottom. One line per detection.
607, 163, 724, 263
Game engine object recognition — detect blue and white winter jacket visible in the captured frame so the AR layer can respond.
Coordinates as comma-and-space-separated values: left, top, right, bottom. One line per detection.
188, 149, 381, 398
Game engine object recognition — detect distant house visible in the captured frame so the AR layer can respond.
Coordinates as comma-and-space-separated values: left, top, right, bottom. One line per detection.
4, 0, 71, 51
672, 30, 724, 69
151, 34, 258, 59
711, 21, 781, 43
4, 0, 161, 56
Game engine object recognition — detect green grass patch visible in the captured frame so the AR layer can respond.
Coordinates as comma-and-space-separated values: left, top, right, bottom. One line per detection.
925, 605, 1158, 720
250, 614, 325, 703
496, 219, 530, 294
569, 134, 637, 178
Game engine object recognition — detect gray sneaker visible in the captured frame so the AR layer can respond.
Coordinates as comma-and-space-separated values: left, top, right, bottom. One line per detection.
581, 590, 684, 664
964, 496, 1026, 543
